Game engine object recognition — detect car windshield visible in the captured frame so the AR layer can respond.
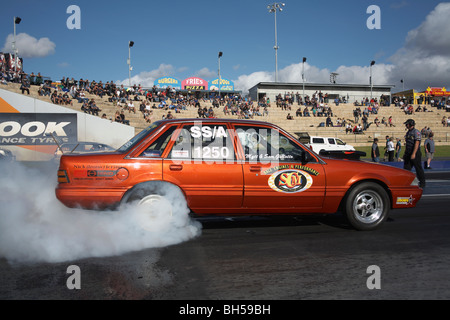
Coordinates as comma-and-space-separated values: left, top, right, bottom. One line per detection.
117, 122, 161, 153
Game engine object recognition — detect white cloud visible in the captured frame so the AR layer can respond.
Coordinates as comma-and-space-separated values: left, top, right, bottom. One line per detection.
195, 67, 216, 79
117, 63, 176, 87
387, 3, 450, 91
1, 33, 55, 58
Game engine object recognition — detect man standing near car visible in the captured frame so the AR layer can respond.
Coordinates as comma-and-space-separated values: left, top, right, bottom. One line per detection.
371, 138, 380, 163
403, 119, 426, 188
424, 132, 435, 169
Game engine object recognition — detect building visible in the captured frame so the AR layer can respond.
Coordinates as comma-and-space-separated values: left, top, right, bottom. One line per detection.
248, 82, 395, 105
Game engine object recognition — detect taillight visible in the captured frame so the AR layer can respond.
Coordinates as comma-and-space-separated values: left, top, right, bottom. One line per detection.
58, 170, 70, 183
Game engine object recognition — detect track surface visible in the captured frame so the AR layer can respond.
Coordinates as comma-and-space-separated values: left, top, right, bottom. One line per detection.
1, 171, 450, 300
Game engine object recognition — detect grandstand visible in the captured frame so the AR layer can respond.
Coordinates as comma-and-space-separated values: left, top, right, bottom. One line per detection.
2, 81, 450, 146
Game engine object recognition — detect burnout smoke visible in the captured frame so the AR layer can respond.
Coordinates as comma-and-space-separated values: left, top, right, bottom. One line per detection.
0, 161, 202, 264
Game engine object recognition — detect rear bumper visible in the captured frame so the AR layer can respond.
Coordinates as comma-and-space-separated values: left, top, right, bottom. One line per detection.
55, 186, 127, 209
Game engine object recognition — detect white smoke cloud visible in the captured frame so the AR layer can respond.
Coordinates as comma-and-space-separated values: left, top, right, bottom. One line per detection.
0, 162, 201, 264
1, 33, 56, 58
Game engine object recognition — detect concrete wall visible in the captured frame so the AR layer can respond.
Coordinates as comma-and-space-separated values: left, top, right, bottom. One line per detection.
0, 88, 135, 161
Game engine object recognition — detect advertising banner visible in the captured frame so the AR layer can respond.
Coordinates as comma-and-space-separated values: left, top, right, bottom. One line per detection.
0, 113, 77, 146
155, 77, 181, 89
182, 77, 208, 91
209, 78, 235, 91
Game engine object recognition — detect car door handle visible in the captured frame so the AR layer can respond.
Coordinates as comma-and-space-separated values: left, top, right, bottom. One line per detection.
169, 164, 183, 171
250, 166, 261, 173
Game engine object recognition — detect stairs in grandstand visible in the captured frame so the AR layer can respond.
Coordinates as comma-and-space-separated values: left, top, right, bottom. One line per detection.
2, 82, 450, 145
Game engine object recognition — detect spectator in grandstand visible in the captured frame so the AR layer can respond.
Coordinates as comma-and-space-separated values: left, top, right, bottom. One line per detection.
442, 116, 448, 127
0, 73, 7, 85
388, 116, 395, 127
120, 111, 130, 125
326, 116, 333, 127
127, 100, 136, 114
374, 117, 380, 127
286, 113, 294, 120
303, 107, 310, 117
345, 123, 352, 134
20, 77, 30, 95
81, 101, 89, 113
35, 73, 43, 85
89, 99, 101, 116
114, 111, 121, 123
62, 92, 72, 106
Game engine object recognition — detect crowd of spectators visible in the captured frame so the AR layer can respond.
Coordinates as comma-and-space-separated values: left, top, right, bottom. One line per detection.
4, 69, 450, 135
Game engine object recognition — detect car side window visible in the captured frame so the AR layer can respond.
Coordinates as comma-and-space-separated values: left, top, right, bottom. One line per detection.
235, 125, 310, 163
313, 138, 324, 144
328, 138, 335, 145
168, 124, 236, 161
139, 126, 176, 158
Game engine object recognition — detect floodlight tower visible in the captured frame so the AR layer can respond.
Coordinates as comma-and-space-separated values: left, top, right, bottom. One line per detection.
302, 57, 307, 101
268, 3, 285, 83
128, 41, 134, 86
218, 51, 223, 98
12, 17, 21, 75
370, 60, 375, 100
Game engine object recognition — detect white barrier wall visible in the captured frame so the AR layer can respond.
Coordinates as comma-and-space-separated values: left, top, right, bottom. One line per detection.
0, 88, 135, 161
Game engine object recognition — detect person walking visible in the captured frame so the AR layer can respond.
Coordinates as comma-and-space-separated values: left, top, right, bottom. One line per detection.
403, 119, 426, 188
395, 138, 402, 162
387, 137, 395, 162
424, 132, 435, 169
371, 138, 380, 163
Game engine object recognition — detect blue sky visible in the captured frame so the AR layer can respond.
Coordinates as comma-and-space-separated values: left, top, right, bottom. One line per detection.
1, 0, 449, 93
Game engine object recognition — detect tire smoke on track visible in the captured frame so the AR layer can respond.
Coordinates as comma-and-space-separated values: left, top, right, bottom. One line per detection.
0, 162, 202, 264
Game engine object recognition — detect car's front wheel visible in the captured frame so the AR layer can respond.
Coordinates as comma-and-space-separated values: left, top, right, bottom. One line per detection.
344, 182, 390, 231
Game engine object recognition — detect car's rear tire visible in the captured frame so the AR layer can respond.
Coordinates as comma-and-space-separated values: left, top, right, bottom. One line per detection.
122, 182, 186, 230
344, 182, 390, 231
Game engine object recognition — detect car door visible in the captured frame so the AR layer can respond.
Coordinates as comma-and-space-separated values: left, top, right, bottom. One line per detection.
234, 124, 326, 213
162, 122, 243, 212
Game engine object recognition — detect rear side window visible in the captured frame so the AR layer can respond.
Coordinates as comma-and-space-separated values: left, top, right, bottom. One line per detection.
312, 138, 324, 144
168, 124, 236, 161
328, 138, 336, 145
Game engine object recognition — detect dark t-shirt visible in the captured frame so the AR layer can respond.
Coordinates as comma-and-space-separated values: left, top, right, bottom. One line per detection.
404, 128, 421, 155
372, 143, 380, 157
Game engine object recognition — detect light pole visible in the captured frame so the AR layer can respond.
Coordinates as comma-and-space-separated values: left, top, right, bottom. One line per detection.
218, 51, 223, 100
370, 60, 375, 101
12, 17, 21, 77
268, 3, 285, 83
302, 57, 306, 102
128, 41, 134, 87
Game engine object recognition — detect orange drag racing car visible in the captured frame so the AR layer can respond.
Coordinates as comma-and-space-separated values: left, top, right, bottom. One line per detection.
56, 119, 422, 230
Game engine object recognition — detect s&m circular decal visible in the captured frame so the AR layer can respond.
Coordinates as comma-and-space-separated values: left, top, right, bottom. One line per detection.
268, 169, 313, 193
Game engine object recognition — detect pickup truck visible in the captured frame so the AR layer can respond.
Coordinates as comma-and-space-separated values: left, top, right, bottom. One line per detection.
295, 132, 355, 154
